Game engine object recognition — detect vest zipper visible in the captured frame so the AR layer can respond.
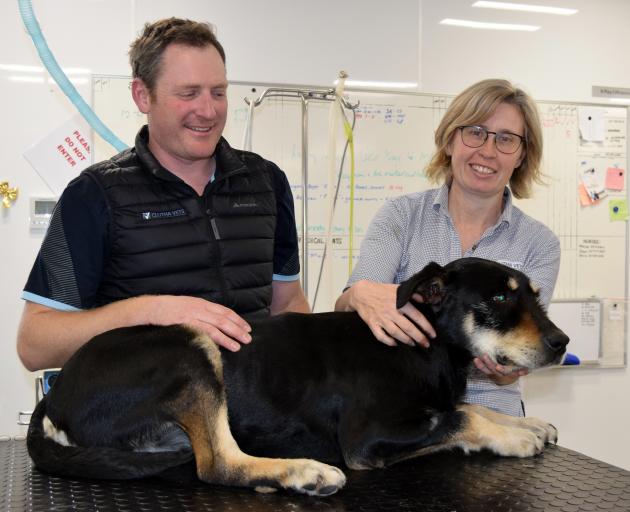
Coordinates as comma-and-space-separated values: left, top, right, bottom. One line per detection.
204, 203, 230, 308
210, 218, 221, 240
204, 164, 264, 312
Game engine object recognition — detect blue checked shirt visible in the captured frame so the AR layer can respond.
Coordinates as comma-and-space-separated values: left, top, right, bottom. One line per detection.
346, 184, 560, 417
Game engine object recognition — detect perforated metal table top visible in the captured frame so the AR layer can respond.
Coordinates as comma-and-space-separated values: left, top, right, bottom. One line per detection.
1, 437, 629, 512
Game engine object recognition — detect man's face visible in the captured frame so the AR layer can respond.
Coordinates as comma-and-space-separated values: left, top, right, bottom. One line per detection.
133, 43, 228, 171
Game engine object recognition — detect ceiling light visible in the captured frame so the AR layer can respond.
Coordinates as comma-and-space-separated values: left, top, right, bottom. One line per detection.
0, 64, 90, 74
472, 1, 578, 16
440, 18, 540, 31
8, 75, 45, 83
8, 75, 88, 85
0, 64, 45, 73
336, 79, 418, 90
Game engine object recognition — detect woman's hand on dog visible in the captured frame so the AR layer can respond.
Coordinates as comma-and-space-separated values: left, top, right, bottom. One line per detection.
148, 295, 252, 352
473, 354, 530, 385
337, 280, 436, 348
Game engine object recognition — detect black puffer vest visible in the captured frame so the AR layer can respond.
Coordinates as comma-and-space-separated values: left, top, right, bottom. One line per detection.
86, 127, 277, 318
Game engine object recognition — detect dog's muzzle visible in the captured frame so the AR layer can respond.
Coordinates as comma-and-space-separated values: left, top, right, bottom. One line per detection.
544, 327, 570, 363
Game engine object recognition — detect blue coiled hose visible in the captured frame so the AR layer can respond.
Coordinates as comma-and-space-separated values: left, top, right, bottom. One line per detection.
18, 0, 128, 152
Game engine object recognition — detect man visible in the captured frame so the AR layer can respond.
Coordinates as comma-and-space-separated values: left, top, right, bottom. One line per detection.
17, 18, 309, 372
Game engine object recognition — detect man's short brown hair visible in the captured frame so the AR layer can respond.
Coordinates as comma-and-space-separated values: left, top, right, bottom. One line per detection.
129, 17, 226, 93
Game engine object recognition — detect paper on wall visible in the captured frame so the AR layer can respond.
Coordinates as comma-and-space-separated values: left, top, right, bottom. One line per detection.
23, 114, 93, 196
577, 107, 606, 142
605, 167, 625, 191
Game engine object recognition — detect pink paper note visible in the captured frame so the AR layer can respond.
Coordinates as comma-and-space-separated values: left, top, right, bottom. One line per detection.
605, 167, 625, 191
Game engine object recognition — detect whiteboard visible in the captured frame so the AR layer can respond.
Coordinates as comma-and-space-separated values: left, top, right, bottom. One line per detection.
90, 76, 629, 314
548, 300, 602, 363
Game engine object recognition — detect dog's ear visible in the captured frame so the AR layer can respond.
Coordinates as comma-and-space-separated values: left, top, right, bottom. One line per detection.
396, 262, 446, 309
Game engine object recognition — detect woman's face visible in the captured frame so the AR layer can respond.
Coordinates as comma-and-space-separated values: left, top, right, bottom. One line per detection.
447, 102, 525, 201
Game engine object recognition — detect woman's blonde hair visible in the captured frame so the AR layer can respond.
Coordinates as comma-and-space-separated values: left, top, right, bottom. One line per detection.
425, 78, 543, 199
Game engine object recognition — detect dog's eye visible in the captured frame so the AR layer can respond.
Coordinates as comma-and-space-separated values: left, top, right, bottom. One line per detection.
492, 294, 508, 303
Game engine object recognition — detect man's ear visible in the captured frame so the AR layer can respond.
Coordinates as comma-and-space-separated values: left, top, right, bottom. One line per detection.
131, 78, 151, 114
396, 262, 446, 309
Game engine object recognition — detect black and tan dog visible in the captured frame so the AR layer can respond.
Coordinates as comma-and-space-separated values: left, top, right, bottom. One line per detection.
27, 257, 569, 496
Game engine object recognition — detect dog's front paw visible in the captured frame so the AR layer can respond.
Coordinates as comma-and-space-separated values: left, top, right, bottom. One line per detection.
491, 426, 546, 457
283, 460, 346, 497
518, 417, 558, 445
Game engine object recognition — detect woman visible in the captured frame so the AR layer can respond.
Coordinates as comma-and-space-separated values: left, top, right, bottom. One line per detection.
335, 78, 560, 417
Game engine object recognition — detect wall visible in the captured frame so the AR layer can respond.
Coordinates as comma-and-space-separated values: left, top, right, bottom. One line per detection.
421, 0, 630, 102
1, 0, 629, 472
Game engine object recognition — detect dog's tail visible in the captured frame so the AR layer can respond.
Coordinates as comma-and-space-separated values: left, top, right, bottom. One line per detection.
27, 396, 195, 480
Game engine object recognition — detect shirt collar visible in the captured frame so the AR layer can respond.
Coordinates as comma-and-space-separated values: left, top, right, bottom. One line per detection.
432, 183, 513, 228
432, 183, 451, 213
133, 125, 247, 186
213, 137, 247, 179
134, 125, 178, 182
499, 187, 514, 226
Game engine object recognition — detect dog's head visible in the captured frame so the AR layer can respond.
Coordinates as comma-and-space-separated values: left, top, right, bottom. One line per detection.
397, 258, 569, 370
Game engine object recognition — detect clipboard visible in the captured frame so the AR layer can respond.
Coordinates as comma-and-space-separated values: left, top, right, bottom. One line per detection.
548, 299, 602, 363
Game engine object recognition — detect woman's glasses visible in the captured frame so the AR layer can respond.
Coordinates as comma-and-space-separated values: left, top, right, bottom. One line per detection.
459, 125, 525, 154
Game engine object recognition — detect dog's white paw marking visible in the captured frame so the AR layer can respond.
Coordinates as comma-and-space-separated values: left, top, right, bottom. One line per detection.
285, 460, 346, 496
518, 417, 558, 444
42, 415, 74, 447
254, 486, 278, 494
494, 427, 545, 457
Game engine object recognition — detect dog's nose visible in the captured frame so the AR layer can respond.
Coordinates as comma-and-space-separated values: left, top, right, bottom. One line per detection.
544, 329, 570, 353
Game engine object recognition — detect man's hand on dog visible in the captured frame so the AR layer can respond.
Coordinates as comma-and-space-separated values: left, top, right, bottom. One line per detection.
473, 354, 530, 385
148, 295, 252, 351
343, 280, 436, 347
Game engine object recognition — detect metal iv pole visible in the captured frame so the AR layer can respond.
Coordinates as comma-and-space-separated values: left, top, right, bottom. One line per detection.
244, 81, 358, 298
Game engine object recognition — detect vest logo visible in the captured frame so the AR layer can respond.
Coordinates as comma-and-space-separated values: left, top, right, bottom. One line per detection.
140, 208, 187, 220
233, 201, 257, 208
